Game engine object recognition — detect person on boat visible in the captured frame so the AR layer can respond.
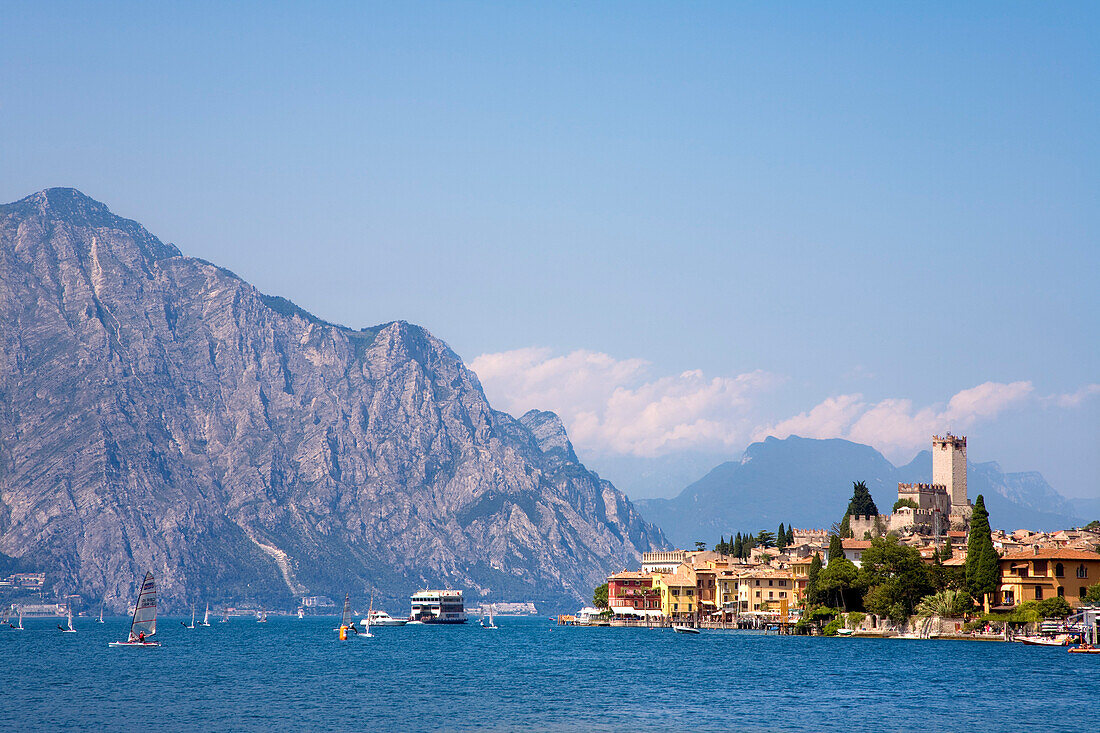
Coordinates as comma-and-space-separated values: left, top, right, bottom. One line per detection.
137, 631, 146, 643
348, 622, 360, 635
57, 623, 65, 631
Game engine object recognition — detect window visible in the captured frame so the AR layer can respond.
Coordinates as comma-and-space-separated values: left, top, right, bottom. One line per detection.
1003, 590, 1014, 605
779, 580, 787, 587
1082, 587, 1088, 599
780, 592, 786, 599
1034, 560, 1047, 575
1034, 585, 1043, 600
673, 603, 678, 611
755, 591, 761, 598
768, 580, 774, 587
1057, 587, 1064, 598
1055, 563, 1064, 578
768, 592, 773, 599
1078, 564, 1088, 579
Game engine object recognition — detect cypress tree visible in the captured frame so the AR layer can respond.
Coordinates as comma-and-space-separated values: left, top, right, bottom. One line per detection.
777, 523, 786, 550
828, 534, 844, 564
965, 495, 999, 604
733, 533, 742, 559
806, 554, 823, 606
786, 526, 794, 546
942, 537, 953, 560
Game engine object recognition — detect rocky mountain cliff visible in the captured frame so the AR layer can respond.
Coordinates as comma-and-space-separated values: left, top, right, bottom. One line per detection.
638, 435, 1083, 546
0, 188, 665, 612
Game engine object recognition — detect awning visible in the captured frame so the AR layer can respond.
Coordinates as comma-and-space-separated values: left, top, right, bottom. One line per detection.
615, 608, 662, 617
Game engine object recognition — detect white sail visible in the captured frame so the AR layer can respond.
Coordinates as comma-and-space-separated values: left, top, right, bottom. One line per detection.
67, 608, 74, 631
98, 604, 104, 623
128, 571, 157, 641
202, 603, 210, 625
341, 594, 352, 627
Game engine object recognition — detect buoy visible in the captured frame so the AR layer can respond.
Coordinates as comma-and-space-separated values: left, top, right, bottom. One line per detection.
339, 625, 348, 640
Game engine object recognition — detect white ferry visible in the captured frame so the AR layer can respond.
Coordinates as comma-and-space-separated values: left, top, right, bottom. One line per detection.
410, 590, 467, 624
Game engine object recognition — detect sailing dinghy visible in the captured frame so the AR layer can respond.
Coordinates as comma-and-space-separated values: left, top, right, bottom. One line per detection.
200, 603, 211, 627
182, 605, 196, 629
61, 607, 77, 632
97, 604, 105, 623
109, 572, 160, 647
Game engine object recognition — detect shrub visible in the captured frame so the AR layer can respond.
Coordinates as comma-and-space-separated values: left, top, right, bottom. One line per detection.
823, 619, 845, 637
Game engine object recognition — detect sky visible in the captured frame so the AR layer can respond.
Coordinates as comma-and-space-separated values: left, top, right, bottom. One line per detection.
2, 2, 1097, 500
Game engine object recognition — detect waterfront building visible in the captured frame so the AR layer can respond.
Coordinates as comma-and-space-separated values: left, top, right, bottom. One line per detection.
841, 539, 872, 568
732, 568, 794, 613
654, 566, 697, 620
642, 550, 687, 574
996, 547, 1100, 608
607, 571, 661, 614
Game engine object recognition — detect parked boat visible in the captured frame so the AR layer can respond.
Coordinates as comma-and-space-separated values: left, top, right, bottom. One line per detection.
1017, 634, 1073, 646
109, 571, 160, 647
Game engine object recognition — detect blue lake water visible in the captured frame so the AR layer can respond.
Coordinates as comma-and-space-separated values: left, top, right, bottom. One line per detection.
2, 615, 1097, 731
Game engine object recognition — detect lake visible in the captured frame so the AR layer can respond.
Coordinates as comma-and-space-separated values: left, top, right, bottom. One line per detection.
2, 615, 1097, 731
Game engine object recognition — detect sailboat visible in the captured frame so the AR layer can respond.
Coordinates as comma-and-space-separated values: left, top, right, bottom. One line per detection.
257, 607, 267, 623
297, 607, 305, 619
220, 609, 229, 623
481, 601, 497, 629
200, 603, 211, 627
2, 605, 10, 628
182, 605, 196, 629
97, 604, 105, 623
60, 607, 77, 633
109, 571, 160, 647
337, 594, 353, 632
17, 609, 24, 631
362, 595, 374, 638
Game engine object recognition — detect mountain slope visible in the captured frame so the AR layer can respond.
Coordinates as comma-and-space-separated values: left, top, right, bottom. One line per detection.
0, 188, 664, 612
638, 436, 1082, 546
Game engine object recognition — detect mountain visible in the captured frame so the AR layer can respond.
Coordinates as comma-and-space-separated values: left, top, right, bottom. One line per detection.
637, 435, 1083, 546
0, 188, 664, 612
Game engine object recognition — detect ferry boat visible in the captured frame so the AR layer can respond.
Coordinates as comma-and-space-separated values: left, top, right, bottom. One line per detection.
410, 590, 467, 624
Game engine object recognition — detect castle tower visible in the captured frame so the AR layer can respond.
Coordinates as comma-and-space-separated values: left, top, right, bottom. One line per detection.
932, 434, 969, 516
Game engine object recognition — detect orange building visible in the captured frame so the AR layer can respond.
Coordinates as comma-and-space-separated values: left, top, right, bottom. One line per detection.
997, 547, 1100, 607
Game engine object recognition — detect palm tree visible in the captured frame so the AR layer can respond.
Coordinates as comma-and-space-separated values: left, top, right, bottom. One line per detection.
916, 589, 972, 618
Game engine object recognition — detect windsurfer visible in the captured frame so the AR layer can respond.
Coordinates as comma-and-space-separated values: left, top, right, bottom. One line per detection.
138, 631, 146, 643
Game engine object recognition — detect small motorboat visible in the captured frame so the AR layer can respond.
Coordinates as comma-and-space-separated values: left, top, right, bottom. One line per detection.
673, 625, 700, 634
1017, 634, 1072, 646
835, 628, 854, 636
360, 610, 407, 627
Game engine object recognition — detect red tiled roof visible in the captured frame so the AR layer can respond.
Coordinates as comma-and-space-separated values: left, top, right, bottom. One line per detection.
841, 540, 872, 549
1000, 548, 1100, 561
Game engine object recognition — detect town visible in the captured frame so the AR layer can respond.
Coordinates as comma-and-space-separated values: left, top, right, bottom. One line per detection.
577, 436, 1100, 643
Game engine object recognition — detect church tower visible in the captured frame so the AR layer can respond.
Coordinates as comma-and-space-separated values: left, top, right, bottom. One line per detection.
932, 434, 969, 519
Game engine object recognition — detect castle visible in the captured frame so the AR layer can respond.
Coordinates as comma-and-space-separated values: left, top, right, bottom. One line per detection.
849, 434, 973, 538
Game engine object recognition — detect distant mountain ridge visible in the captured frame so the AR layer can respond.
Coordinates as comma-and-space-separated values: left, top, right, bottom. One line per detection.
0, 188, 664, 612
637, 435, 1083, 546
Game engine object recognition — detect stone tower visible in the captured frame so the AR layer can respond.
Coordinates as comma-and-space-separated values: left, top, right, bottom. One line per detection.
932, 434, 969, 517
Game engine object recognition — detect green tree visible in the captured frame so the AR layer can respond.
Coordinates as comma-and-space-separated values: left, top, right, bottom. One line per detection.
892, 498, 919, 512
756, 530, 775, 548
916, 589, 973, 618
965, 495, 999, 606
805, 554, 824, 607
694, 541, 707, 552
859, 536, 933, 621
818, 557, 863, 611
732, 533, 743, 559
1083, 520, 1099, 531
941, 537, 953, 560
828, 534, 844, 564
786, 526, 794, 546
1035, 597, 1072, 619
777, 523, 786, 551
1083, 582, 1100, 605
593, 583, 609, 609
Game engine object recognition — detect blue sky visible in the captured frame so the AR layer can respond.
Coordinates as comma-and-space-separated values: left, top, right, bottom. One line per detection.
2, 2, 1097, 499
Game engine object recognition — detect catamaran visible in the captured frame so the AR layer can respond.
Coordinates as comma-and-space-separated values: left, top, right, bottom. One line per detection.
200, 603, 211, 627
182, 605, 196, 629
109, 571, 160, 647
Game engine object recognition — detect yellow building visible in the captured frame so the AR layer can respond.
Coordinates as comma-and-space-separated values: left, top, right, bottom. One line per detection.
735, 568, 795, 613
654, 565, 696, 620
997, 548, 1100, 607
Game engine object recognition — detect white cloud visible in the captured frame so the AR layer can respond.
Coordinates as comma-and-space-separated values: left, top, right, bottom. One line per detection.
473, 347, 1097, 465
1046, 384, 1100, 408
755, 381, 1035, 461
470, 348, 775, 457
